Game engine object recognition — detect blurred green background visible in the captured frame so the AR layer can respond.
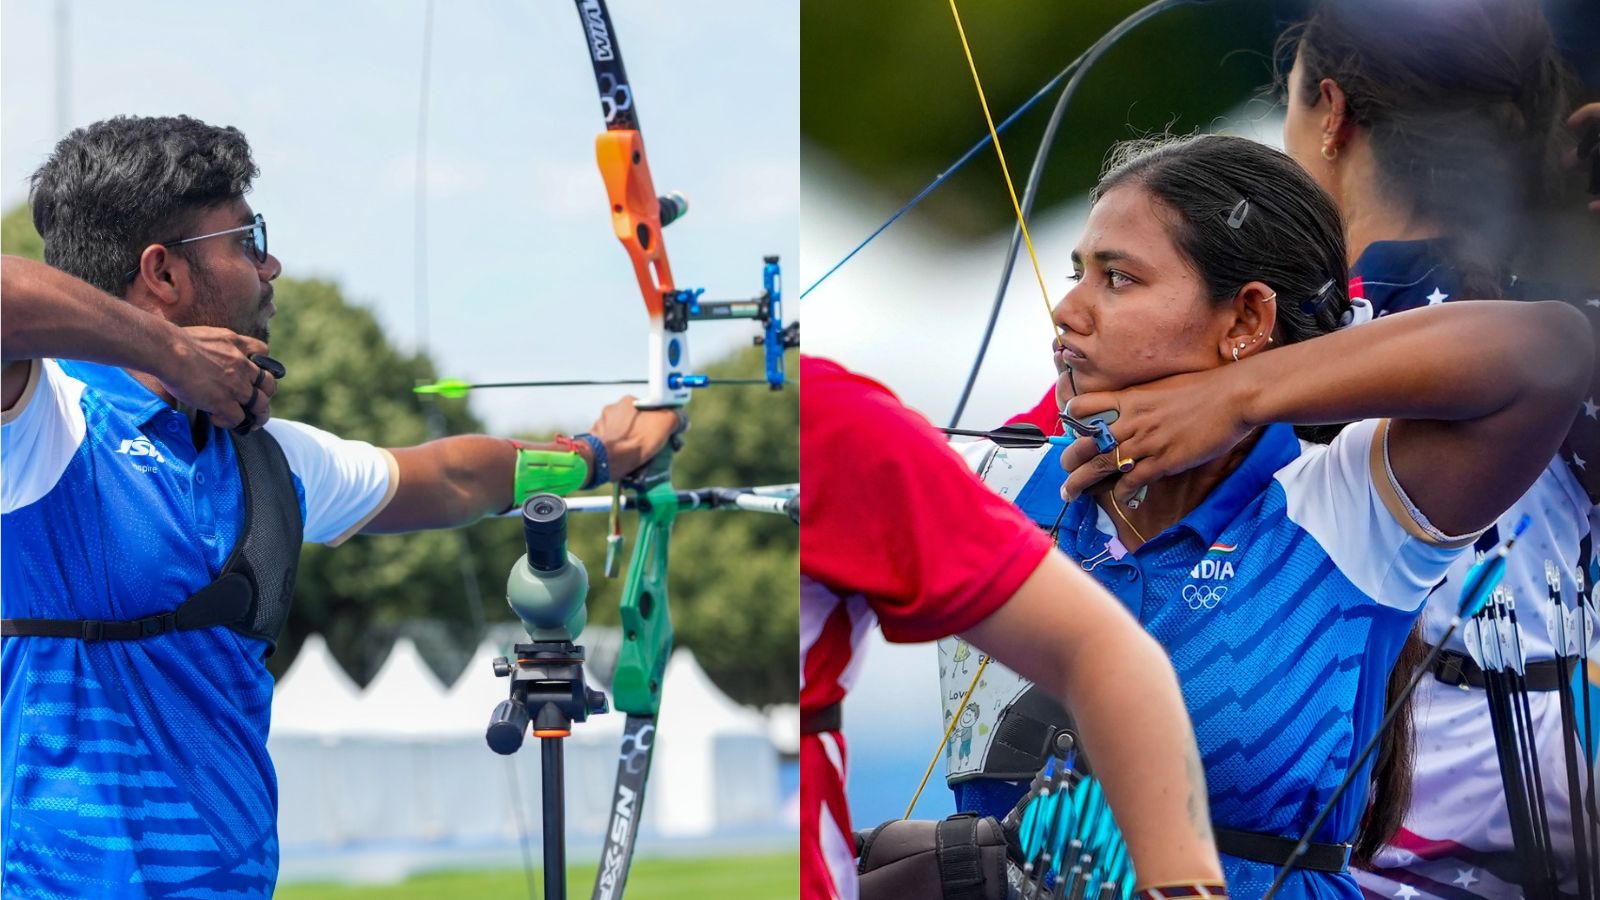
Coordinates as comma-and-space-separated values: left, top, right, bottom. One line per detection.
801, 0, 1288, 239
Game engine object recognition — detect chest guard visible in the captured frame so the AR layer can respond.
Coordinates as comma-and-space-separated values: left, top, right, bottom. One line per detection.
939, 441, 1085, 785
1, 427, 304, 652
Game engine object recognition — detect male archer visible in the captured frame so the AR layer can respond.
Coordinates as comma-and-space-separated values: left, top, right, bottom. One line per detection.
0, 114, 678, 896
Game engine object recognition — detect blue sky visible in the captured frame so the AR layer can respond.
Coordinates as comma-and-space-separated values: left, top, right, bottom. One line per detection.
3, 0, 799, 434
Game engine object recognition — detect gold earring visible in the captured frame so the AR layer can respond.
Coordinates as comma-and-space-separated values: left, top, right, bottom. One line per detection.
1321, 144, 1338, 162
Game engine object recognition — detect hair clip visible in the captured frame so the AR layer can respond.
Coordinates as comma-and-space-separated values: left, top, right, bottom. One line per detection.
1297, 279, 1338, 316
1227, 199, 1250, 230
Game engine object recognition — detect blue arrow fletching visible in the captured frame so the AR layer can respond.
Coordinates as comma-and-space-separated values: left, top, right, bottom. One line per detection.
1456, 515, 1531, 619
1020, 798, 1042, 859
1041, 789, 1067, 857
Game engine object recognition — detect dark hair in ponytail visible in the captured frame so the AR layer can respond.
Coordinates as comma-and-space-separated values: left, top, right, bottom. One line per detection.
1283, 0, 1575, 299
1280, 0, 1577, 864
1093, 133, 1349, 441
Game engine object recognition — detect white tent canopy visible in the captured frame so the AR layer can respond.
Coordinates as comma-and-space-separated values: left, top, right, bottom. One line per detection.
652, 649, 779, 835
271, 633, 364, 737
341, 636, 453, 739
269, 635, 786, 871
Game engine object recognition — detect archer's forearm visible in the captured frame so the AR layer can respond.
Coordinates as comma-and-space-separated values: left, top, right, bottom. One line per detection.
1055, 610, 1220, 888
0, 255, 182, 374
1235, 300, 1592, 429
369, 434, 595, 533
963, 552, 1223, 887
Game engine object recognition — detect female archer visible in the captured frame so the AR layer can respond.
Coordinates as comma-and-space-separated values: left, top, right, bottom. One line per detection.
1276, 0, 1600, 894
950, 133, 1592, 900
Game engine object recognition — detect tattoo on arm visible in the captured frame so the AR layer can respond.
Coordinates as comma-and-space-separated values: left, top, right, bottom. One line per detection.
1185, 740, 1214, 844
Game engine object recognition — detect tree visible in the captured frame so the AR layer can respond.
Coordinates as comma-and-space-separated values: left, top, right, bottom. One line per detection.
1, 206, 44, 260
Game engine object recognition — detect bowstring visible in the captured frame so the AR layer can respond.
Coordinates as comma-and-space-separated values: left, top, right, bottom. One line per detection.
945, 0, 1061, 342
905, 655, 991, 819
901, 1, 1066, 824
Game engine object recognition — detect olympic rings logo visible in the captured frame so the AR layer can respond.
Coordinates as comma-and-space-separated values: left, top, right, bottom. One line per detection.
1181, 584, 1228, 610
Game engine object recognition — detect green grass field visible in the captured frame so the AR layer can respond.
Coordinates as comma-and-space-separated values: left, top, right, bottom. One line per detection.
276, 852, 798, 899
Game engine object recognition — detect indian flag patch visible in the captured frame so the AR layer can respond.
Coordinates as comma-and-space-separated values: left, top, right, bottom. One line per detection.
1190, 543, 1238, 580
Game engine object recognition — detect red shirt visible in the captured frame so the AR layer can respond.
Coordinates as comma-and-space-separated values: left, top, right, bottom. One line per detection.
798, 354, 1053, 899
1007, 384, 1062, 435
800, 355, 1055, 706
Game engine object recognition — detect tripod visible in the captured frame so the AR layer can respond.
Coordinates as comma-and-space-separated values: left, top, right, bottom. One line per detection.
486, 494, 608, 900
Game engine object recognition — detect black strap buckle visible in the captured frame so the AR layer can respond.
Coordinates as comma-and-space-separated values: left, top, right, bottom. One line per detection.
81, 620, 104, 642
141, 613, 177, 637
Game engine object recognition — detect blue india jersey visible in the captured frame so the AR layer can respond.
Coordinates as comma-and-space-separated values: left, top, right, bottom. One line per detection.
949, 419, 1474, 900
2, 359, 394, 897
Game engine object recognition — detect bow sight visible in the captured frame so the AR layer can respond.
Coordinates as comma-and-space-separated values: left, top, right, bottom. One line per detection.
661, 256, 797, 394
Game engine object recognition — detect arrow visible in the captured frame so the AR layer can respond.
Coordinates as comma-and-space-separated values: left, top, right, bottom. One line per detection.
941, 423, 1075, 448
413, 375, 778, 398
1263, 516, 1533, 900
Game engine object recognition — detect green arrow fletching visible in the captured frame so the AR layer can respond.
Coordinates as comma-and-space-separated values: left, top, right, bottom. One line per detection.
414, 378, 472, 398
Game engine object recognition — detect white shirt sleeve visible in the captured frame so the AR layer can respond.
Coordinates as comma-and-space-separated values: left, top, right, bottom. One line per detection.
1275, 418, 1479, 612
262, 418, 398, 546
1, 359, 88, 514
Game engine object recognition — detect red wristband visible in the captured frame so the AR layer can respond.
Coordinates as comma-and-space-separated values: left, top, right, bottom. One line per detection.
1135, 884, 1228, 900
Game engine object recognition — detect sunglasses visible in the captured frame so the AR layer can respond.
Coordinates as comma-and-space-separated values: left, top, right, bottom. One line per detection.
124, 213, 268, 282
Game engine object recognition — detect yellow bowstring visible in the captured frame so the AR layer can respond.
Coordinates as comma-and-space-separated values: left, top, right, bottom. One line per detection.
905, 655, 990, 819
905, 0, 1071, 827
947, 0, 1061, 338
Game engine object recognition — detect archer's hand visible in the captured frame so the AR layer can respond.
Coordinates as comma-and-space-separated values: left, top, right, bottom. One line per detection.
589, 395, 683, 477
1058, 367, 1251, 507
160, 326, 276, 432
1565, 102, 1600, 215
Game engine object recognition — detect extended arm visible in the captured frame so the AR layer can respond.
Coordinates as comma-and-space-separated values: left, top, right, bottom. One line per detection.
367, 436, 568, 532
366, 399, 680, 533
800, 356, 1224, 889
963, 552, 1221, 890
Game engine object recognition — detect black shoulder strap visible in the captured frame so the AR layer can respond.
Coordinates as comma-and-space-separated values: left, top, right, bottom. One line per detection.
221, 427, 303, 651
2, 426, 303, 650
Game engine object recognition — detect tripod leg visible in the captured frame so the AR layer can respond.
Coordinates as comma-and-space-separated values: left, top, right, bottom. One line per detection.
543, 738, 566, 900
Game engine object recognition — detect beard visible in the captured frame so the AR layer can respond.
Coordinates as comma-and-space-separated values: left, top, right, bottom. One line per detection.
186, 259, 270, 342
